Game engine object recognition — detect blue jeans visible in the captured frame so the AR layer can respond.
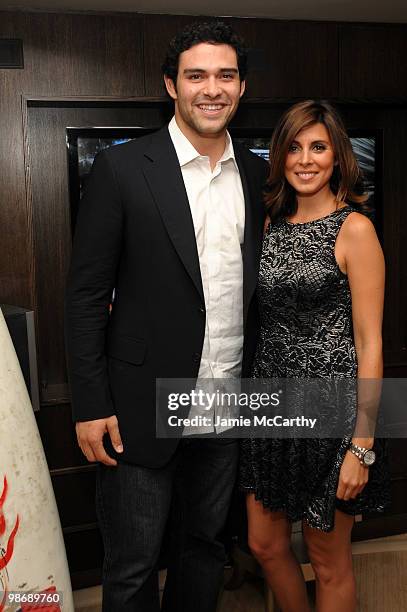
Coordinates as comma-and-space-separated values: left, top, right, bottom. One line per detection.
96, 438, 238, 611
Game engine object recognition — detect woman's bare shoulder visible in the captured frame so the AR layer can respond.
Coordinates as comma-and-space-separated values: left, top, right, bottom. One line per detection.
341, 210, 377, 241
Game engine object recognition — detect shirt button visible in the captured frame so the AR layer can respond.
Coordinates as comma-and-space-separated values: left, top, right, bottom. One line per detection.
193, 352, 201, 363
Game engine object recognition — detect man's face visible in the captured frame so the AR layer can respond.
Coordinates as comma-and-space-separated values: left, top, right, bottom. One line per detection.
164, 42, 245, 138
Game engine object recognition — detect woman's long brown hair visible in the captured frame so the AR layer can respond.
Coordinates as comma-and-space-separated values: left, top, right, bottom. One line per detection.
265, 100, 369, 221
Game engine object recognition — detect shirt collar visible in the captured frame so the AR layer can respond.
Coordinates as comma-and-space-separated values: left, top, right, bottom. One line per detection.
168, 116, 238, 170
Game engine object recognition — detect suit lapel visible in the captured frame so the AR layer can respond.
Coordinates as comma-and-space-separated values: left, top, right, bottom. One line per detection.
235, 145, 265, 322
141, 129, 264, 318
142, 128, 204, 302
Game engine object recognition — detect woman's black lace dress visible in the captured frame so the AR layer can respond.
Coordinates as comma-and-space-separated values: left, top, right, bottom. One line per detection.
240, 207, 390, 532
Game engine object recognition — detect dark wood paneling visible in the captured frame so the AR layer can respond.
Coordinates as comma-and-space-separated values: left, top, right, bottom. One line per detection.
52, 469, 98, 527
143, 15, 339, 99
337, 105, 407, 364
340, 24, 407, 97
0, 66, 33, 307
388, 440, 407, 478
384, 365, 407, 377
64, 528, 103, 590
20, 11, 144, 97
352, 513, 407, 542
0, 11, 144, 311
35, 402, 85, 468
380, 112, 407, 360
228, 19, 339, 99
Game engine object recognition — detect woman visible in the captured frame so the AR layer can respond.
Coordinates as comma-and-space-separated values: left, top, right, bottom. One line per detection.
240, 100, 389, 611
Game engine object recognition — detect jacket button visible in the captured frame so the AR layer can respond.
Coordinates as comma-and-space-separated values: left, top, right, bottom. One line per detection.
199, 306, 205, 314
193, 352, 201, 363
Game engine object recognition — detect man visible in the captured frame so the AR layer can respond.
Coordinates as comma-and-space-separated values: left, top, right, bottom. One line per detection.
65, 21, 267, 612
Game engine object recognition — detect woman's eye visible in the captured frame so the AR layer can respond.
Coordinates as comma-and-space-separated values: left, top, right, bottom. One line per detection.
313, 144, 326, 152
288, 145, 299, 153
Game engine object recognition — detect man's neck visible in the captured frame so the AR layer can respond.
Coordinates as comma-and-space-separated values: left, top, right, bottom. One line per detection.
174, 115, 227, 171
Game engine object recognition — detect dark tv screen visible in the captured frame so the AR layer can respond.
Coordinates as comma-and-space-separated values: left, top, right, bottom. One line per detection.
67, 127, 156, 230
66, 126, 381, 234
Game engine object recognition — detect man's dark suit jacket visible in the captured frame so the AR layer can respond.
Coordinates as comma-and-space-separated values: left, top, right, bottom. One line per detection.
65, 126, 268, 467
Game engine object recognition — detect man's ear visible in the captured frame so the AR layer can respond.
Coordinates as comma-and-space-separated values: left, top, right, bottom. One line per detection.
164, 75, 177, 100
239, 79, 246, 98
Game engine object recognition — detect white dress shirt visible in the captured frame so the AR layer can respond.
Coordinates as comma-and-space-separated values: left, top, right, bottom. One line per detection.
168, 117, 245, 433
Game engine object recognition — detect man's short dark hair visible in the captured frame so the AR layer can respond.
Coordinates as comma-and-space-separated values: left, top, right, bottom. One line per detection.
162, 21, 248, 83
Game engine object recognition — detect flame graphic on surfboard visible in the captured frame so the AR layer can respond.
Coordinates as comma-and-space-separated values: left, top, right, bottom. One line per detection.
0, 476, 62, 612
0, 476, 19, 612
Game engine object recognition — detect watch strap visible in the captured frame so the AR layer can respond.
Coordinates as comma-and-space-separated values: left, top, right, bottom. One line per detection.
348, 442, 368, 465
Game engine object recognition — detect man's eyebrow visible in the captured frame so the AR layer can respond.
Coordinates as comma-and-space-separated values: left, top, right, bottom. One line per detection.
183, 67, 239, 74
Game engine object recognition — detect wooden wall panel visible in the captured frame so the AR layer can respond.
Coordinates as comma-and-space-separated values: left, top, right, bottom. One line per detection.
0, 78, 33, 306
340, 24, 407, 98
65, 529, 103, 590
381, 116, 407, 362
0, 11, 144, 312
35, 402, 85, 469
338, 105, 407, 365
52, 470, 98, 527
0, 14, 33, 307
143, 14, 339, 99
227, 19, 339, 99
18, 11, 144, 97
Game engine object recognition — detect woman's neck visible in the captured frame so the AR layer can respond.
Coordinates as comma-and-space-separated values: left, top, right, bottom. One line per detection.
291, 188, 339, 223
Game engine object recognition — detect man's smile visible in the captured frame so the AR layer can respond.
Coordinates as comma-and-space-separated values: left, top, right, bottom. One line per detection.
195, 102, 229, 115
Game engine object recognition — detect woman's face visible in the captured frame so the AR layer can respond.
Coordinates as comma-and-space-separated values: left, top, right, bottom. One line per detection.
284, 123, 336, 198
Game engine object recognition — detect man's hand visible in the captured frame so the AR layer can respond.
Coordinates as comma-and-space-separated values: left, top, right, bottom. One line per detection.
76, 415, 123, 466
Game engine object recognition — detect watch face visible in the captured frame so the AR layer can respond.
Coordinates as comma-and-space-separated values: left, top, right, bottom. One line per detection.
364, 450, 376, 466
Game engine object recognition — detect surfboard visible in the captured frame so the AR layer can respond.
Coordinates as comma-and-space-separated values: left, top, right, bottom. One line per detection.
0, 308, 74, 611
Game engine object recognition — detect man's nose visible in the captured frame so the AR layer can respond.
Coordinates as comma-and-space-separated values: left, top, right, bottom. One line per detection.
203, 76, 222, 97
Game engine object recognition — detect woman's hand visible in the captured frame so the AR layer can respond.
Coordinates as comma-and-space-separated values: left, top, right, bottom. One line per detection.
336, 450, 369, 500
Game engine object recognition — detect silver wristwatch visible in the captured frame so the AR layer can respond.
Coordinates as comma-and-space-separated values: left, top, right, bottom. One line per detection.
348, 442, 376, 467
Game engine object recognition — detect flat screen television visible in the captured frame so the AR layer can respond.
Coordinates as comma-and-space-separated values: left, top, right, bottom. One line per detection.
66, 126, 382, 236
66, 127, 157, 231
